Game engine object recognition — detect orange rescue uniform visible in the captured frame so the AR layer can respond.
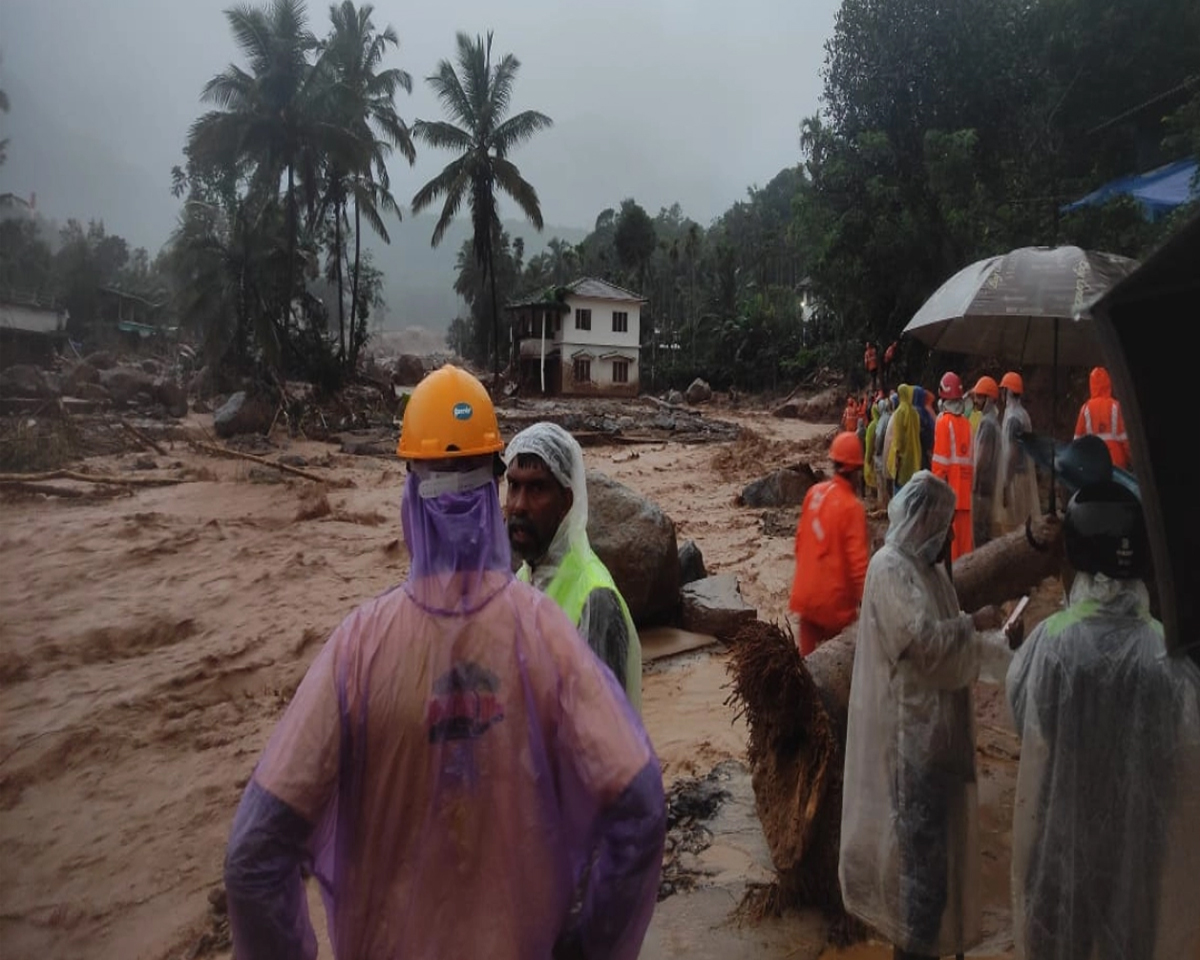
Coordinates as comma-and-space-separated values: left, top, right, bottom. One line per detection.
789, 474, 870, 655
1075, 367, 1131, 470
931, 409, 974, 560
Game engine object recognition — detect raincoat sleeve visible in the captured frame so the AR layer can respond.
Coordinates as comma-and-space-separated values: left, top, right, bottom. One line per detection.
549, 605, 665, 960
1074, 404, 1088, 440
870, 553, 1002, 690
224, 628, 345, 960
578, 587, 631, 691
843, 499, 870, 609
972, 421, 998, 498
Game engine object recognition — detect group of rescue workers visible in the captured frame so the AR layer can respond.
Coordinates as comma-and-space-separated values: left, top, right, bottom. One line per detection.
221, 362, 1199, 960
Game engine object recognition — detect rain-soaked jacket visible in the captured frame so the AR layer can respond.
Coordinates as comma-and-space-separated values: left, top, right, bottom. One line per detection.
887, 385, 923, 489
1074, 366, 1131, 470
1008, 573, 1200, 960
874, 401, 892, 500
993, 394, 1041, 532
789, 472, 870, 646
864, 403, 882, 490
840, 472, 1011, 957
224, 469, 665, 960
914, 387, 936, 471
971, 401, 1001, 548
506, 423, 642, 711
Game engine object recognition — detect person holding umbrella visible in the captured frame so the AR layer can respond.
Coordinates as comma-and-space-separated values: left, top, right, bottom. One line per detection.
993, 372, 1041, 535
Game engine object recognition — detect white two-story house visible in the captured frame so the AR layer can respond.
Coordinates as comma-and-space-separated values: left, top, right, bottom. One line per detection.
507, 277, 645, 397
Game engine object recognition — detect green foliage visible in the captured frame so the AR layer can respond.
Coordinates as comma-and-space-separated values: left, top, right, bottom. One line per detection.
167, 0, 412, 384
411, 30, 551, 380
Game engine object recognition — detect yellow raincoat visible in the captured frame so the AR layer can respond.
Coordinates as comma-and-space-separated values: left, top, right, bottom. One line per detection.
864, 403, 881, 489
887, 385, 922, 488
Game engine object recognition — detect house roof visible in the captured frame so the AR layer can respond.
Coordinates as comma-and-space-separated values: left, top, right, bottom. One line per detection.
565, 277, 646, 302
506, 285, 572, 311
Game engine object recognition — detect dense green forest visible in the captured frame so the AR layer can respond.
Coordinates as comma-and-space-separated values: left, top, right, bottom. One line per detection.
2, 0, 1196, 394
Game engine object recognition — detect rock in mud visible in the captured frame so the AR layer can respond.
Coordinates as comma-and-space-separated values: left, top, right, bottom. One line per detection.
737, 463, 820, 508
685, 378, 713, 404
666, 389, 685, 405
213, 391, 274, 438
154, 378, 188, 418
83, 350, 116, 370
100, 367, 156, 405
771, 400, 800, 419
0, 364, 56, 398
680, 574, 757, 641
393, 354, 425, 386
679, 539, 707, 585
64, 362, 101, 395
586, 470, 681, 626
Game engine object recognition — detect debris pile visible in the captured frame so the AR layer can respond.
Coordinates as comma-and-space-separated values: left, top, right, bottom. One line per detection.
659, 764, 734, 901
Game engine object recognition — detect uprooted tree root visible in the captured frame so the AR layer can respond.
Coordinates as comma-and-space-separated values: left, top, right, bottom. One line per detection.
725, 619, 861, 936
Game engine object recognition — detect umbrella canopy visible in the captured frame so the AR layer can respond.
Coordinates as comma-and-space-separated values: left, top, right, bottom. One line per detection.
1088, 213, 1200, 664
904, 246, 1139, 365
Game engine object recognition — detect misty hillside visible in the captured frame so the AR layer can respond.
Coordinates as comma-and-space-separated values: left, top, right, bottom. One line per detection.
0, 75, 587, 332
364, 217, 588, 331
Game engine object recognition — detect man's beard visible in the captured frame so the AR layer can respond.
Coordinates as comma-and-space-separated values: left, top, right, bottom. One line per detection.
506, 516, 548, 561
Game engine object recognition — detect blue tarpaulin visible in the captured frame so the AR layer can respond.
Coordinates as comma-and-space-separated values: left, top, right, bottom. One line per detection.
1062, 158, 1198, 220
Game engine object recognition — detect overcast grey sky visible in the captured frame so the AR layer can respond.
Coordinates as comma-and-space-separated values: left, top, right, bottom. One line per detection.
1, 0, 839, 250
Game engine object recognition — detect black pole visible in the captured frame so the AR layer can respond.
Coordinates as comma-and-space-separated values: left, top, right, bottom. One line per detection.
1050, 316, 1059, 515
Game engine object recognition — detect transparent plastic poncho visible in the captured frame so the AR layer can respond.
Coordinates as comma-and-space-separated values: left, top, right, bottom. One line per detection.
1007, 572, 1200, 960
224, 469, 665, 960
505, 422, 640, 703
840, 472, 1010, 956
994, 394, 1041, 531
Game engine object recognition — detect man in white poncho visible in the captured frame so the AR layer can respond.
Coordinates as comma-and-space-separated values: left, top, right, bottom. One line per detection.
840, 471, 1015, 960
1007, 481, 1200, 960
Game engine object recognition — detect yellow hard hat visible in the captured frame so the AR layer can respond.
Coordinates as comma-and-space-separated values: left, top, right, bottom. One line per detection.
397, 365, 504, 460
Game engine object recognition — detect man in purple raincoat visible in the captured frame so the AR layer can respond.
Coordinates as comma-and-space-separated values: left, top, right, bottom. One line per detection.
223, 365, 665, 960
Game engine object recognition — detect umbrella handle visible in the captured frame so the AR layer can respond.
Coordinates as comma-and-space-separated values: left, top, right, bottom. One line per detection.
1025, 516, 1051, 552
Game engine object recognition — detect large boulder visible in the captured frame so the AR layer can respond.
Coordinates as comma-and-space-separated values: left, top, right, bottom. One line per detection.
100, 366, 156, 404
679, 539, 707, 586
154, 378, 188, 418
586, 470, 681, 626
83, 351, 116, 371
213, 391, 274, 438
393, 354, 425, 387
685, 378, 713, 404
737, 463, 821, 508
666, 389, 685, 406
680, 574, 757, 641
0, 364, 56, 398
64, 362, 101, 396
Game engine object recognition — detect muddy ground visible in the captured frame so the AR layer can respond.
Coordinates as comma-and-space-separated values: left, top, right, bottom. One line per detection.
0, 403, 1041, 960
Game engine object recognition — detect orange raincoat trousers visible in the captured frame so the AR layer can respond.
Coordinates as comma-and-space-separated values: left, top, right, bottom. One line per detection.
789, 474, 870, 655
932, 409, 975, 560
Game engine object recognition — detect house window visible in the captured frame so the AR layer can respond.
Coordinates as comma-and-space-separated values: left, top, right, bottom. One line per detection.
573, 358, 591, 383
575, 308, 592, 331
612, 311, 628, 333
612, 359, 629, 384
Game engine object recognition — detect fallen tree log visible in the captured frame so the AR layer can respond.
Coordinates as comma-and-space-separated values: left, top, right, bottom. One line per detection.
0, 469, 189, 487
726, 513, 1063, 923
190, 441, 346, 486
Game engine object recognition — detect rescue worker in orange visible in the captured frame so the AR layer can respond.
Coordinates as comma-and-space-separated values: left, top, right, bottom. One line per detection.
931, 371, 974, 561
790, 432, 871, 656
843, 395, 861, 435
1074, 366, 1131, 470
864, 341, 879, 391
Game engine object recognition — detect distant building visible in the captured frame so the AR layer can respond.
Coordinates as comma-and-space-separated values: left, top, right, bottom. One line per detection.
0, 291, 66, 365
507, 277, 645, 397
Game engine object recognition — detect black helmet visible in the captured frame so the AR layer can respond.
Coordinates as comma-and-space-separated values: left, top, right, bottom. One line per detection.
1056, 435, 1113, 492
1064, 481, 1147, 580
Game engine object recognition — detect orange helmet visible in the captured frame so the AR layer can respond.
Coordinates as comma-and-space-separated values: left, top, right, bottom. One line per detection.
397, 365, 504, 460
938, 371, 964, 400
830, 431, 864, 468
971, 375, 999, 400
1000, 371, 1024, 395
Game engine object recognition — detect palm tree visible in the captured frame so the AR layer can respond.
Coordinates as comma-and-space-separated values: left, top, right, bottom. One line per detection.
188, 0, 345, 349
411, 31, 552, 382
322, 1, 415, 368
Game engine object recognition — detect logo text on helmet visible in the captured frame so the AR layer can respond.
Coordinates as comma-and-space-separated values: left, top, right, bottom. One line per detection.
452, 402, 473, 421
